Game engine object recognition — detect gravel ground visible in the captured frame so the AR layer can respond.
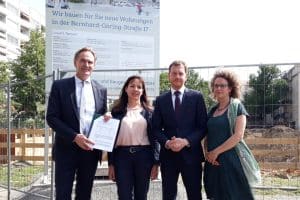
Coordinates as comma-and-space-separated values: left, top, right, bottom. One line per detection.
3, 180, 300, 200
8, 180, 190, 200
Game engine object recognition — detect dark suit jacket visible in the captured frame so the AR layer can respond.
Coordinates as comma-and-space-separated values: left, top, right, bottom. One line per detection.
46, 77, 107, 159
108, 108, 160, 165
152, 88, 207, 163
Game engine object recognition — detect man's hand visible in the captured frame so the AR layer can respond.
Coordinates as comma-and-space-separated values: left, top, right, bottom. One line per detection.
108, 165, 116, 181
74, 134, 94, 151
168, 136, 190, 152
150, 165, 159, 180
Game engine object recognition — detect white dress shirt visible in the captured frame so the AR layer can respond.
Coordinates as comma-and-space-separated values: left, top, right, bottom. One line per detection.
75, 76, 95, 134
171, 86, 185, 110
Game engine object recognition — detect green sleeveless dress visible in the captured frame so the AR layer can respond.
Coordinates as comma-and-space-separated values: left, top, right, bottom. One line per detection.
204, 103, 254, 200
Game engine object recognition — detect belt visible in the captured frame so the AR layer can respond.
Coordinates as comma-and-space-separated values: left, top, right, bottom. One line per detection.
116, 145, 151, 154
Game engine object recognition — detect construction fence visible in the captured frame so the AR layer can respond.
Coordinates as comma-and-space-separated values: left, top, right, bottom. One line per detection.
0, 63, 300, 199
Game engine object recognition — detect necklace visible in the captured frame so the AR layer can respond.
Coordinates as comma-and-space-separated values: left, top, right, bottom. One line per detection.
217, 102, 230, 112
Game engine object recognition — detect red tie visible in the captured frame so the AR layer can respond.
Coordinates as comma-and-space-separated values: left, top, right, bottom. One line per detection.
174, 91, 181, 120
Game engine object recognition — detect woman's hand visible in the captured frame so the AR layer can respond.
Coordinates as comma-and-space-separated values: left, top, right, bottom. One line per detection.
206, 150, 220, 166
150, 165, 159, 180
108, 165, 116, 181
103, 112, 112, 122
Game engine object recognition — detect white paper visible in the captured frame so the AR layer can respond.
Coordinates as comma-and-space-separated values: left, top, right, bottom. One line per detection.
88, 116, 120, 152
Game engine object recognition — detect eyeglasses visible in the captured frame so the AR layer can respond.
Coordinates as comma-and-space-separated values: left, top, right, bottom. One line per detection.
213, 84, 228, 89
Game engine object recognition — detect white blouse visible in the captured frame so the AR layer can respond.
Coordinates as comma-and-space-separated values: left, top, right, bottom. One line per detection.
116, 106, 150, 146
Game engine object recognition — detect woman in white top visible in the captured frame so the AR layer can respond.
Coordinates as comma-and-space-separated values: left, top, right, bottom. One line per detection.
107, 75, 160, 200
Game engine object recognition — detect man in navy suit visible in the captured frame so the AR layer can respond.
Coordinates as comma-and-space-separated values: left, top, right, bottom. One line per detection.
46, 47, 107, 200
152, 60, 207, 200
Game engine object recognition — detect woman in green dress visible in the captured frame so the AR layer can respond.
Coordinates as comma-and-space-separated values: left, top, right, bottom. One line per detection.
204, 69, 254, 200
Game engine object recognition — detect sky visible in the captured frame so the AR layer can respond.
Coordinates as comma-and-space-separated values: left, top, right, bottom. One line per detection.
22, 0, 300, 68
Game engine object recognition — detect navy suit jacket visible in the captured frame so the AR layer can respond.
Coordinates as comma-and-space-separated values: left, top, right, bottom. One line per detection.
152, 88, 207, 163
46, 77, 107, 159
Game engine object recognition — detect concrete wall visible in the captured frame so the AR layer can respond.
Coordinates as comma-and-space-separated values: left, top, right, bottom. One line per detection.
287, 65, 300, 129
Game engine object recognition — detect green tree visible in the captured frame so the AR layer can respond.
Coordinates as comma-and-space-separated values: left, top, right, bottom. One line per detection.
159, 72, 169, 94
10, 29, 45, 121
244, 65, 289, 123
159, 69, 213, 108
0, 61, 10, 122
0, 61, 10, 84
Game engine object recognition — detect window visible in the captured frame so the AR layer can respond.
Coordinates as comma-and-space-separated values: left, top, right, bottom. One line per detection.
7, 3, 18, 16
0, 51, 6, 56
0, 13, 5, 23
20, 26, 29, 36
20, 12, 30, 22
7, 18, 18, 31
7, 34, 18, 46
0, 0, 5, 7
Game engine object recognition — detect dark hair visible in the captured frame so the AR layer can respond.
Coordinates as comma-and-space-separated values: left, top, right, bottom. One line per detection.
73, 47, 97, 65
168, 60, 188, 73
112, 75, 152, 113
210, 69, 241, 99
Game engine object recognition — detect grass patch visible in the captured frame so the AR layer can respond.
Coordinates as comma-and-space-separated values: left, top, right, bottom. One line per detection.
254, 188, 300, 196
263, 176, 300, 187
0, 164, 43, 188
254, 176, 300, 196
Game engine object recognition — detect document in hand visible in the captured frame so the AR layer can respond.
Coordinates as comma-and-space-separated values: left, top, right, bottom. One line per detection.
88, 116, 120, 152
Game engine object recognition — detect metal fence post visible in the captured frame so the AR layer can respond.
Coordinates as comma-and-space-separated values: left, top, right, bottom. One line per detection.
43, 93, 49, 184
6, 80, 11, 200
50, 70, 58, 200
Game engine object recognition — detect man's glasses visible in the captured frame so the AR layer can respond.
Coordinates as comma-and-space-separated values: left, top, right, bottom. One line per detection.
213, 84, 228, 89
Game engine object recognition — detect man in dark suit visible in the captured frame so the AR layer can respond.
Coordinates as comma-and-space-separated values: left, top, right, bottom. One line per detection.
46, 47, 107, 200
152, 60, 207, 200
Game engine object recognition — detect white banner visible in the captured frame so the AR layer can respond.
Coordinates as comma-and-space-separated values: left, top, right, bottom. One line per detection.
46, 1, 160, 96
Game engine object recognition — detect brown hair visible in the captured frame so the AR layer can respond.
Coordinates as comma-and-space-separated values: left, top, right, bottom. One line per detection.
168, 60, 188, 73
73, 47, 97, 66
210, 69, 241, 99
112, 75, 152, 113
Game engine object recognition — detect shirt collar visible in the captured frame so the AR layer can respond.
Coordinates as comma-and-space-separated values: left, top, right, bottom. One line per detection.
75, 76, 91, 85
171, 86, 185, 95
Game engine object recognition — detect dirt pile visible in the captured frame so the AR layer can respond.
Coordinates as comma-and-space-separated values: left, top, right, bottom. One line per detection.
244, 125, 299, 166
245, 125, 299, 138
264, 125, 298, 137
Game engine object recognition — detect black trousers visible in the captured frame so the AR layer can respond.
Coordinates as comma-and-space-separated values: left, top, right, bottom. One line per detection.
160, 155, 202, 200
55, 146, 100, 200
114, 146, 154, 200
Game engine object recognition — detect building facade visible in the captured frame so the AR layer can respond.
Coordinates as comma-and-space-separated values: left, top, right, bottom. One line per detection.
0, 0, 45, 61
285, 65, 300, 129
